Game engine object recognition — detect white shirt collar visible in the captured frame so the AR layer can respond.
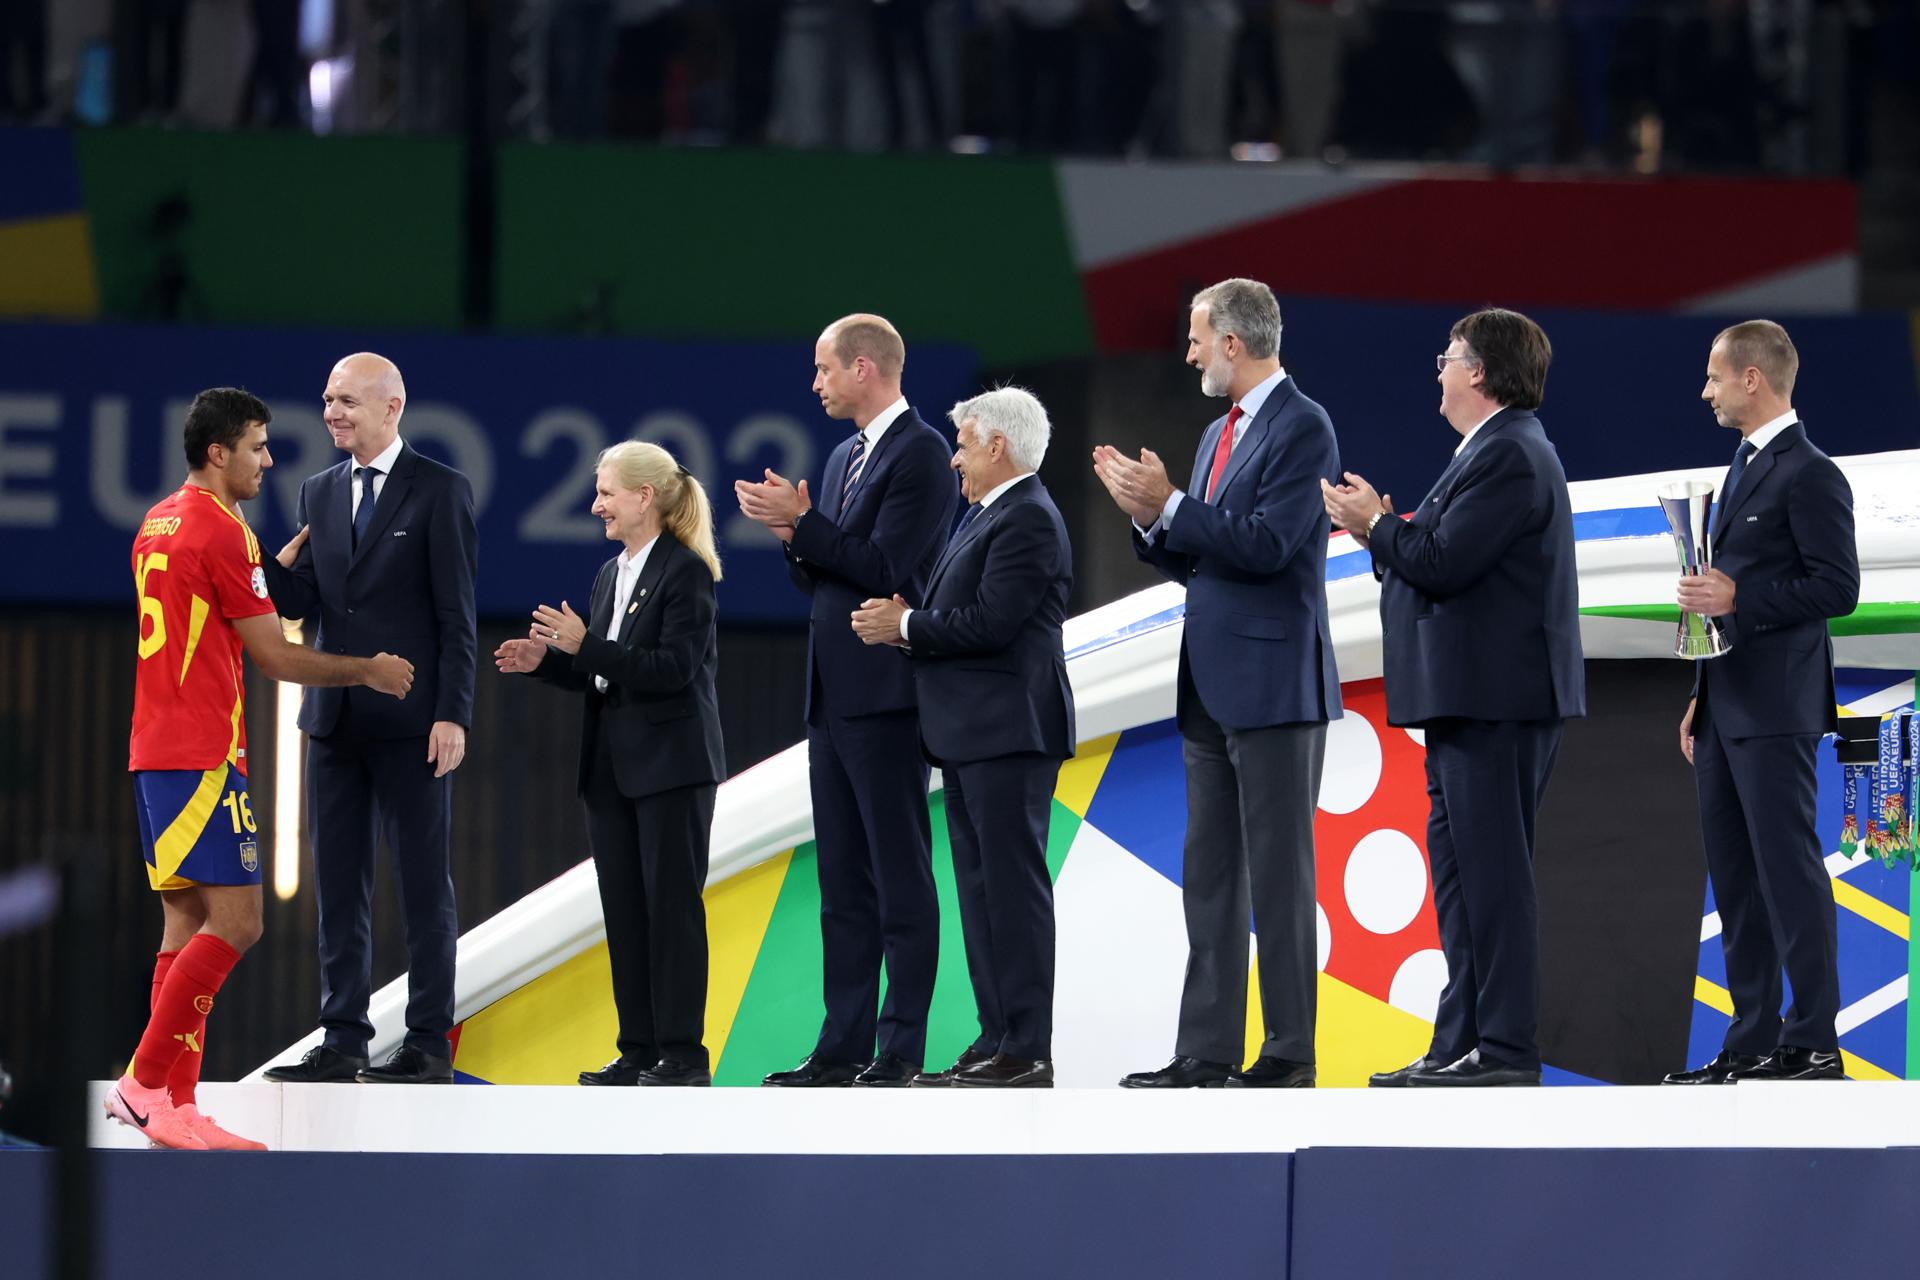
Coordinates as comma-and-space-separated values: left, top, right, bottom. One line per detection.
597, 535, 660, 678
358, 434, 405, 476
1741, 411, 1798, 455
977, 471, 1034, 510
618, 534, 659, 578
862, 398, 910, 447
1455, 407, 1503, 455
1232, 366, 1288, 427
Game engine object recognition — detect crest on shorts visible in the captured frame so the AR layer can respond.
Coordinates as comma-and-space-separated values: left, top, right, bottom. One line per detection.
240, 840, 259, 872
251, 566, 269, 598
193, 995, 214, 1016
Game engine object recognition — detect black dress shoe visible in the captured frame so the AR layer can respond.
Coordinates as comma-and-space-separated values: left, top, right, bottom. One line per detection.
1368, 1055, 1448, 1088
1225, 1057, 1315, 1088
636, 1058, 712, 1087
262, 1045, 369, 1083
910, 1047, 993, 1088
1406, 1049, 1540, 1088
761, 1053, 861, 1087
951, 1053, 1054, 1088
1662, 1050, 1764, 1086
357, 1045, 454, 1084
1118, 1055, 1233, 1089
853, 1053, 921, 1087
1729, 1046, 1844, 1082
578, 1056, 652, 1086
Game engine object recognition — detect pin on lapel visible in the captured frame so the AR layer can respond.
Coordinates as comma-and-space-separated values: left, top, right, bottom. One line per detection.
628, 601, 640, 614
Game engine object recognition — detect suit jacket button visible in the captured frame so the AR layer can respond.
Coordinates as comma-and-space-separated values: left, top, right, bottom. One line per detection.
347, 607, 355, 614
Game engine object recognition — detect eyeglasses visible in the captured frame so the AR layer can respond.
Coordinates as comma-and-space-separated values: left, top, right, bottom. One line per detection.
1435, 354, 1480, 372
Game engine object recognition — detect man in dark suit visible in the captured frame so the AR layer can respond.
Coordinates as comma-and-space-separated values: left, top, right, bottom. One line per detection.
852, 386, 1075, 1088
1094, 277, 1341, 1089
1324, 308, 1584, 1088
261, 353, 478, 1085
1665, 320, 1859, 1085
734, 315, 957, 1087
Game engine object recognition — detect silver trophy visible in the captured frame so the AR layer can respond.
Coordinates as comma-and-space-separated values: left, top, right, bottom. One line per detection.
1657, 480, 1731, 660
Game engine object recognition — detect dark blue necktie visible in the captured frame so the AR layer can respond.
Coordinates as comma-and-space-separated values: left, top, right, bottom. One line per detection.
1714, 440, 1755, 534
836, 433, 867, 517
954, 503, 982, 537
352, 466, 379, 548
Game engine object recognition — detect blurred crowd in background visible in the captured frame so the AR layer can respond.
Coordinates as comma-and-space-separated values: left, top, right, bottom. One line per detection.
0, 1, 1914, 174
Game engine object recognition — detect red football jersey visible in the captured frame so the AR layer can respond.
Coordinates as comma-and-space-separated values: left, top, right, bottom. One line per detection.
128, 485, 278, 772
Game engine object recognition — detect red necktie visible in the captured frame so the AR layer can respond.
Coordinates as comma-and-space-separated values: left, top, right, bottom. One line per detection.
1205, 405, 1243, 502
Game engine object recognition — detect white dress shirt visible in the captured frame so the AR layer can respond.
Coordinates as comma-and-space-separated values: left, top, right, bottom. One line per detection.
1740, 410, 1798, 456
351, 434, 406, 520
595, 535, 658, 693
1454, 407, 1502, 455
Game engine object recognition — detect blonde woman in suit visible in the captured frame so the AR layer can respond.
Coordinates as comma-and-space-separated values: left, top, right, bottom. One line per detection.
497, 441, 725, 1087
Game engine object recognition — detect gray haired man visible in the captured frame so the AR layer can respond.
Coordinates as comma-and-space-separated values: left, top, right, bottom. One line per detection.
1095, 279, 1343, 1088
854, 387, 1077, 1087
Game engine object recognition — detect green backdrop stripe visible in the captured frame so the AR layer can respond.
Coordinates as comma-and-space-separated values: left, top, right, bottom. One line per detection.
713, 837, 829, 1085
715, 793, 1085, 1083
1581, 601, 1920, 636
76, 129, 463, 329
495, 145, 1091, 365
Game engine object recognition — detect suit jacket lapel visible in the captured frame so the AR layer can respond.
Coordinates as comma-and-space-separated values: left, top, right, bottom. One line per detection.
588, 557, 618, 638
842, 414, 905, 516
839, 407, 922, 519
349, 444, 414, 571
1191, 415, 1227, 494
820, 435, 853, 520
615, 539, 673, 644
1418, 408, 1515, 515
318, 463, 354, 584
927, 480, 1026, 597
1712, 424, 1797, 549
1211, 383, 1289, 502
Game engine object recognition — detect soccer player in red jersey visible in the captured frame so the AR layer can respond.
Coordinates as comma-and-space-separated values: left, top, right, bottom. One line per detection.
107, 387, 415, 1150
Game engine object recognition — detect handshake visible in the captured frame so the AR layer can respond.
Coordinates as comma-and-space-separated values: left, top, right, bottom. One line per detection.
363, 653, 414, 698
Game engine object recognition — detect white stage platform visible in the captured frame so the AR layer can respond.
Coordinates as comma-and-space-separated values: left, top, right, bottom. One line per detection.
86, 1080, 1920, 1155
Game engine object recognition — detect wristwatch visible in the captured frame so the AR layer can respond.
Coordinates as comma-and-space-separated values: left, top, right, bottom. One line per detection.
1365, 510, 1385, 537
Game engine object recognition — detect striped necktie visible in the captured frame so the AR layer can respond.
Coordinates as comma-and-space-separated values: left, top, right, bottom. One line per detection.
837, 432, 869, 517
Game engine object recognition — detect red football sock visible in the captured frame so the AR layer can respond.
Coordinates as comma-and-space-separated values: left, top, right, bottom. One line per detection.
168, 1014, 208, 1107
131, 933, 240, 1091
147, 948, 206, 1104
149, 949, 178, 1013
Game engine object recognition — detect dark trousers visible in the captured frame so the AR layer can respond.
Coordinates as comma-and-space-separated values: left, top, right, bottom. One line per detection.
308, 728, 458, 1058
1175, 689, 1326, 1066
582, 723, 714, 1067
1693, 698, 1837, 1053
944, 753, 1060, 1061
807, 708, 938, 1065
1422, 717, 1562, 1072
